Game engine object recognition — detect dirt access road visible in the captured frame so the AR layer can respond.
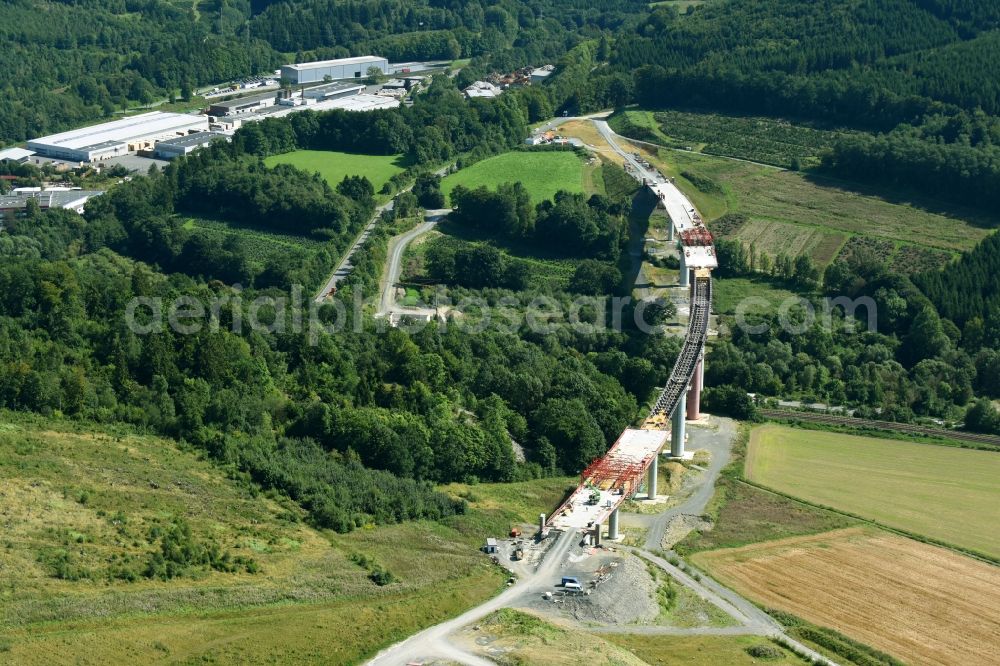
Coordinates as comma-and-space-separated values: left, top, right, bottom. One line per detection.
366, 529, 577, 666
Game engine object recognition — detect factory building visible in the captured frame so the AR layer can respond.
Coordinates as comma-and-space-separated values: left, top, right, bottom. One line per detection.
0, 147, 35, 163
280, 56, 388, 85
0, 189, 104, 220
302, 82, 365, 102
464, 81, 502, 99
153, 131, 230, 160
208, 91, 281, 117
27, 112, 208, 162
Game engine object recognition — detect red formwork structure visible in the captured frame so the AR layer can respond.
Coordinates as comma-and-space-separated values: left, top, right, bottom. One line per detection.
680, 227, 714, 247
580, 451, 654, 496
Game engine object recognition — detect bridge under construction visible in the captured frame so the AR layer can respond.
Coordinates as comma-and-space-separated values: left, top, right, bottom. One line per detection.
548, 173, 717, 541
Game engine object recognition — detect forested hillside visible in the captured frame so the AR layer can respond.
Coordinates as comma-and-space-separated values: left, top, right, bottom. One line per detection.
0, 0, 277, 142
0, 0, 647, 145
585, 0, 1000, 212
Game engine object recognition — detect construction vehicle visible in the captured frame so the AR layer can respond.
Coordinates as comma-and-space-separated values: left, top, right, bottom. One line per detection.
587, 489, 601, 505
512, 544, 524, 561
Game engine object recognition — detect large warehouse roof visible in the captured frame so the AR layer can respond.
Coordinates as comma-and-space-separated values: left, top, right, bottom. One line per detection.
28, 112, 204, 152
284, 56, 385, 72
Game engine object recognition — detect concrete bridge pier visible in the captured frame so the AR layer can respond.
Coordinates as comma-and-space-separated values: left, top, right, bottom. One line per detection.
608, 508, 620, 540
678, 248, 690, 288
647, 454, 658, 499
671, 390, 688, 457
687, 355, 703, 421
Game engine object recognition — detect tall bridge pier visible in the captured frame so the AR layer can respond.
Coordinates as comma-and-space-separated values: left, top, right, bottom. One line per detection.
687, 355, 704, 421
678, 248, 690, 288
671, 391, 688, 458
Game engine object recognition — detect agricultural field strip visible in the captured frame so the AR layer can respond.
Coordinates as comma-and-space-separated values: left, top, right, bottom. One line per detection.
693, 528, 1000, 666
745, 425, 1000, 559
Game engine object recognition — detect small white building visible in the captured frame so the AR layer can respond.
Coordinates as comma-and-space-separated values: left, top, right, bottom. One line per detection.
0, 147, 35, 163
464, 81, 501, 99
531, 65, 554, 84
0, 188, 104, 219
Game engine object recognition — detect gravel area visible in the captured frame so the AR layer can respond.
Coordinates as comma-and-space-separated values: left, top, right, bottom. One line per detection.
660, 514, 713, 550
521, 553, 659, 626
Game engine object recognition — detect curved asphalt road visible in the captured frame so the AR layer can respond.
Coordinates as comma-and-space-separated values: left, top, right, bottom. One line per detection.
377, 209, 450, 316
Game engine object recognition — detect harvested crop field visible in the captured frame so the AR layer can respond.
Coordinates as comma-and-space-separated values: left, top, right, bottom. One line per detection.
693, 527, 1000, 666
746, 424, 1000, 558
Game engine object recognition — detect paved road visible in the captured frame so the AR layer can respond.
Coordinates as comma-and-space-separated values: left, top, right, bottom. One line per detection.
643, 418, 736, 550
593, 119, 669, 185
377, 209, 450, 316
366, 529, 578, 666
314, 198, 396, 303
314, 167, 451, 303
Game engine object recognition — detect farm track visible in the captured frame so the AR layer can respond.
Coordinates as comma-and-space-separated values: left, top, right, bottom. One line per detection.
761, 409, 1000, 447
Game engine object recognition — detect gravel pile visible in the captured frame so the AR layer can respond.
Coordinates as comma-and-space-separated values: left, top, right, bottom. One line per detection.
660, 514, 712, 549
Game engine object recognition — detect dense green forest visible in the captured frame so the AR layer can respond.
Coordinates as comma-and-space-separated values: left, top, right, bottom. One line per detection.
589, 1, 1000, 212
704, 220, 1000, 428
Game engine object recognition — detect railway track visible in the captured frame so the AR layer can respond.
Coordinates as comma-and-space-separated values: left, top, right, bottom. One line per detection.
760, 409, 1000, 447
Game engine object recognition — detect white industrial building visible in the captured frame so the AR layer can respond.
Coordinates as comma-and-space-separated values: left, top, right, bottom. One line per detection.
0, 147, 35, 163
281, 56, 389, 85
27, 112, 209, 162
0, 188, 104, 220
153, 131, 230, 160
302, 82, 366, 102
464, 81, 501, 99
208, 91, 281, 117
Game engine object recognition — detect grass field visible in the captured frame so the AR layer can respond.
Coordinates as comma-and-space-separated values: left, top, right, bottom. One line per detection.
692, 527, 1000, 666
607, 634, 806, 666
711, 276, 805, 315
0, 415, 575, 664
612, 108, 861, 169
442, 151, 587, 203
746, 424, 1000, 558
264, 149, 408, 191
734, 218, 847, 265
674, 474, 856, 556
654, 150, 991, 256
